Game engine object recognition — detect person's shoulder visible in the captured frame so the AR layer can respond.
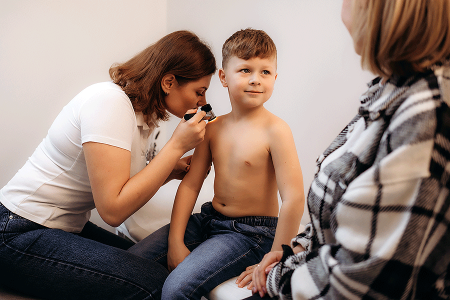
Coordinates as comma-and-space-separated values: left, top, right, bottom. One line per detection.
73, 82, 128, 104
263, 110, 292, 135
75, 82, 134, 120
90, 82, 127, 97
205, 113, 230, 139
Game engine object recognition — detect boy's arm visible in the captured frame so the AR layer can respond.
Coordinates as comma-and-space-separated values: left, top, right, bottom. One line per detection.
167, 130, 212, 271
269, 121, 305, 251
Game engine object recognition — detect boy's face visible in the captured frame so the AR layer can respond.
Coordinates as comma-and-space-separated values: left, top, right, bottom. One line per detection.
219, 56, 277, 108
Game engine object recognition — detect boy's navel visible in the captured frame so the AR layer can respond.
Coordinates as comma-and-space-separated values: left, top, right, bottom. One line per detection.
244, 161, 251, 166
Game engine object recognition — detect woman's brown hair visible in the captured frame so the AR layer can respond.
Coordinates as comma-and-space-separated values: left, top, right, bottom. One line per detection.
351, 0, 450, 78
109, 31, 216, 121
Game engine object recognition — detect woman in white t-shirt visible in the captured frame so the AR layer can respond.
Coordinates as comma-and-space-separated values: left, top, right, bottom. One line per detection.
0, 30, 216, 300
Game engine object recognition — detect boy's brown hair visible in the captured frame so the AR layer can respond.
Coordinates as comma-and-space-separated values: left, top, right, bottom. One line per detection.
222, 28, 277, 69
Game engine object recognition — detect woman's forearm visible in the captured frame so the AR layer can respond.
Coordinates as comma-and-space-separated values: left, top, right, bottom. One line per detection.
85, 140, 185, 227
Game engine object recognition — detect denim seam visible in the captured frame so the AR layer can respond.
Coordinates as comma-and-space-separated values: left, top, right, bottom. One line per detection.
188, 238, 264, 298
2, 236, 155, 299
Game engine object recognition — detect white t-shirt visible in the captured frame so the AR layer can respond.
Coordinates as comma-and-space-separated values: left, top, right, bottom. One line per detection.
117, 119, 215, 243
0, 82, 149, 233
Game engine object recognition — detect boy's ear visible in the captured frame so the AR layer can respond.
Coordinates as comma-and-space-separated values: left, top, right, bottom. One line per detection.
218, 69, 228, 87
161, 74, 176, 94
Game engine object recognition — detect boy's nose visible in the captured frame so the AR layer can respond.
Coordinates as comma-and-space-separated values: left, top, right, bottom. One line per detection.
249, 75, 261, 85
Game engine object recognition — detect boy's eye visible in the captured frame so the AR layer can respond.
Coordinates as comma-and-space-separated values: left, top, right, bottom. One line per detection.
262, 70, 270, 75
240, 69, 250, 73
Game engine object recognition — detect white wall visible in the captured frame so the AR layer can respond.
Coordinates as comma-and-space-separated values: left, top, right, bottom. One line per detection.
0, 1, 373, 228
0, 0, 167, 187
166, 0, 374, 224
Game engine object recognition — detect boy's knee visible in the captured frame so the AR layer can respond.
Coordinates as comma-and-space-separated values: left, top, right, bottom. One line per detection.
161, 270, 204, 300
161, 278, 189, 300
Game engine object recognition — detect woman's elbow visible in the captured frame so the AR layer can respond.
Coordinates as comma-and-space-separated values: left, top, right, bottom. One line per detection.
96, 209, 126, 228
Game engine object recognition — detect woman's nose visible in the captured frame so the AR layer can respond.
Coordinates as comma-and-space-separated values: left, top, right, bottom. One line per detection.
198, 97, 207, 107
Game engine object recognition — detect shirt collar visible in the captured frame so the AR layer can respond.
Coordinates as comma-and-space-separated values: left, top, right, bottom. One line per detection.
135, 111, 159, 132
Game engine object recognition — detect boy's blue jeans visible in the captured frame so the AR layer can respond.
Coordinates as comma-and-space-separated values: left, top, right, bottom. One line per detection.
128, 202, 277, 300
0, 202, 169, 300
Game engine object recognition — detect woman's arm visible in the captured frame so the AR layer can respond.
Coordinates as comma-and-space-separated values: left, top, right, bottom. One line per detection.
84, 111, 207, 227
167, 128, 213, 271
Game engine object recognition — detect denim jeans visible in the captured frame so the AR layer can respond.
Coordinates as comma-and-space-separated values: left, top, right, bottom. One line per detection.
0, 202, 169, 300
128, 202, 277, 300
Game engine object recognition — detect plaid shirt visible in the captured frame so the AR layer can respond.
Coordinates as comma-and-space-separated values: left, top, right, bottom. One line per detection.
267, 63, 450, 300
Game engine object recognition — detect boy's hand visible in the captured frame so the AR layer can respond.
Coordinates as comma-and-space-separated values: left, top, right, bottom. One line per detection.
164, 155, 192, 184
167, 243, 191, 272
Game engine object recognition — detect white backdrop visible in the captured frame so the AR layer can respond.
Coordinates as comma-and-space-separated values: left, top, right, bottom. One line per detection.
0, 0, 373, 230
165, 0, 374, 225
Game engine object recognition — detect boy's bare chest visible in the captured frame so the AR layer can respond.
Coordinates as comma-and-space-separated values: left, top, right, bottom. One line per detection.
210, 127, 272, 169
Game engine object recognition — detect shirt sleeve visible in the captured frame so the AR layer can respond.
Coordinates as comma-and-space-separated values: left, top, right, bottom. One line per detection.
80, 88, 136, 151
267, 81, 450, 300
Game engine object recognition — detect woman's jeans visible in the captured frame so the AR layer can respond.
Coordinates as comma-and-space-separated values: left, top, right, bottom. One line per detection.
128, 202, 277, 300
0, 202, 169, 300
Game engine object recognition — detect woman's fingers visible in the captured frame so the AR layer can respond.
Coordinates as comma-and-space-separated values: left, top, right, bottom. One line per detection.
186, 109, 207, 123
236, 264, 258, 288
253, 251, 283, 296
171, 110, 207, 153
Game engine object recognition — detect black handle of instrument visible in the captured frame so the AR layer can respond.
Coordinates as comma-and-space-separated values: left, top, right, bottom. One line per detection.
183, 113, 196, 121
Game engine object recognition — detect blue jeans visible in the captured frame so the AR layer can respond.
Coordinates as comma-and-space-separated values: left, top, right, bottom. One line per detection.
128, 202, 277, 300
0, 202, 169, 300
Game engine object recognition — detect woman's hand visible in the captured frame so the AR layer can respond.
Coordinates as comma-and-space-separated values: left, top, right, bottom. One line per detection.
164, 155, 192, 184
169, 109, 207, 154
167, 242, 191, 272
236, 264, 258, 288
250, 251, 283, 297
252, 245, 305, 297
235, 263, 277, 290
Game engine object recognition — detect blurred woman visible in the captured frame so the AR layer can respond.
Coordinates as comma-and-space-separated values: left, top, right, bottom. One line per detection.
243, 0, 450, 298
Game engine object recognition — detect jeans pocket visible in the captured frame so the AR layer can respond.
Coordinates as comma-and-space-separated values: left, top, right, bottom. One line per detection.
4, 213, 44, 234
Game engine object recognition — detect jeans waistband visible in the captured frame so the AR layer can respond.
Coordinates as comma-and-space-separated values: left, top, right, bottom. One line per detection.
202, 202, 278, 228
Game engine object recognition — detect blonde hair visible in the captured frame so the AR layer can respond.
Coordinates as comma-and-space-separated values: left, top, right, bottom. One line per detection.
222, 28, 277, 69
351, 0, 450, 78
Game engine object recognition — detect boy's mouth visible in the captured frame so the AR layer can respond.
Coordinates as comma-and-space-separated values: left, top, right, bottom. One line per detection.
245, 90, 263, 94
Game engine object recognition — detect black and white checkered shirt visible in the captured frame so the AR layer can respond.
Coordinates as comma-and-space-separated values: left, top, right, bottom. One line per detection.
267, 62, 450, 300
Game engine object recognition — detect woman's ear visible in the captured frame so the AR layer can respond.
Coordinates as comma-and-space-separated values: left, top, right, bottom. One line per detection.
161, 74, 176, 94
218, 69, 228, 87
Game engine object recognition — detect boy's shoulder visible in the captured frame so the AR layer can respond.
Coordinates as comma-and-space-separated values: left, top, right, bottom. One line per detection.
205, 110, 292, 138
263, 110, 292, 134
204, 113, 229, 139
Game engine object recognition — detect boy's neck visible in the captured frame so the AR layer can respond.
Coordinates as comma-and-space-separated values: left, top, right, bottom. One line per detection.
229, 102, 267, 121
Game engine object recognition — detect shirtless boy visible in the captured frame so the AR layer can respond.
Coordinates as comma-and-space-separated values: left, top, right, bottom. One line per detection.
128, 28, 305, 300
